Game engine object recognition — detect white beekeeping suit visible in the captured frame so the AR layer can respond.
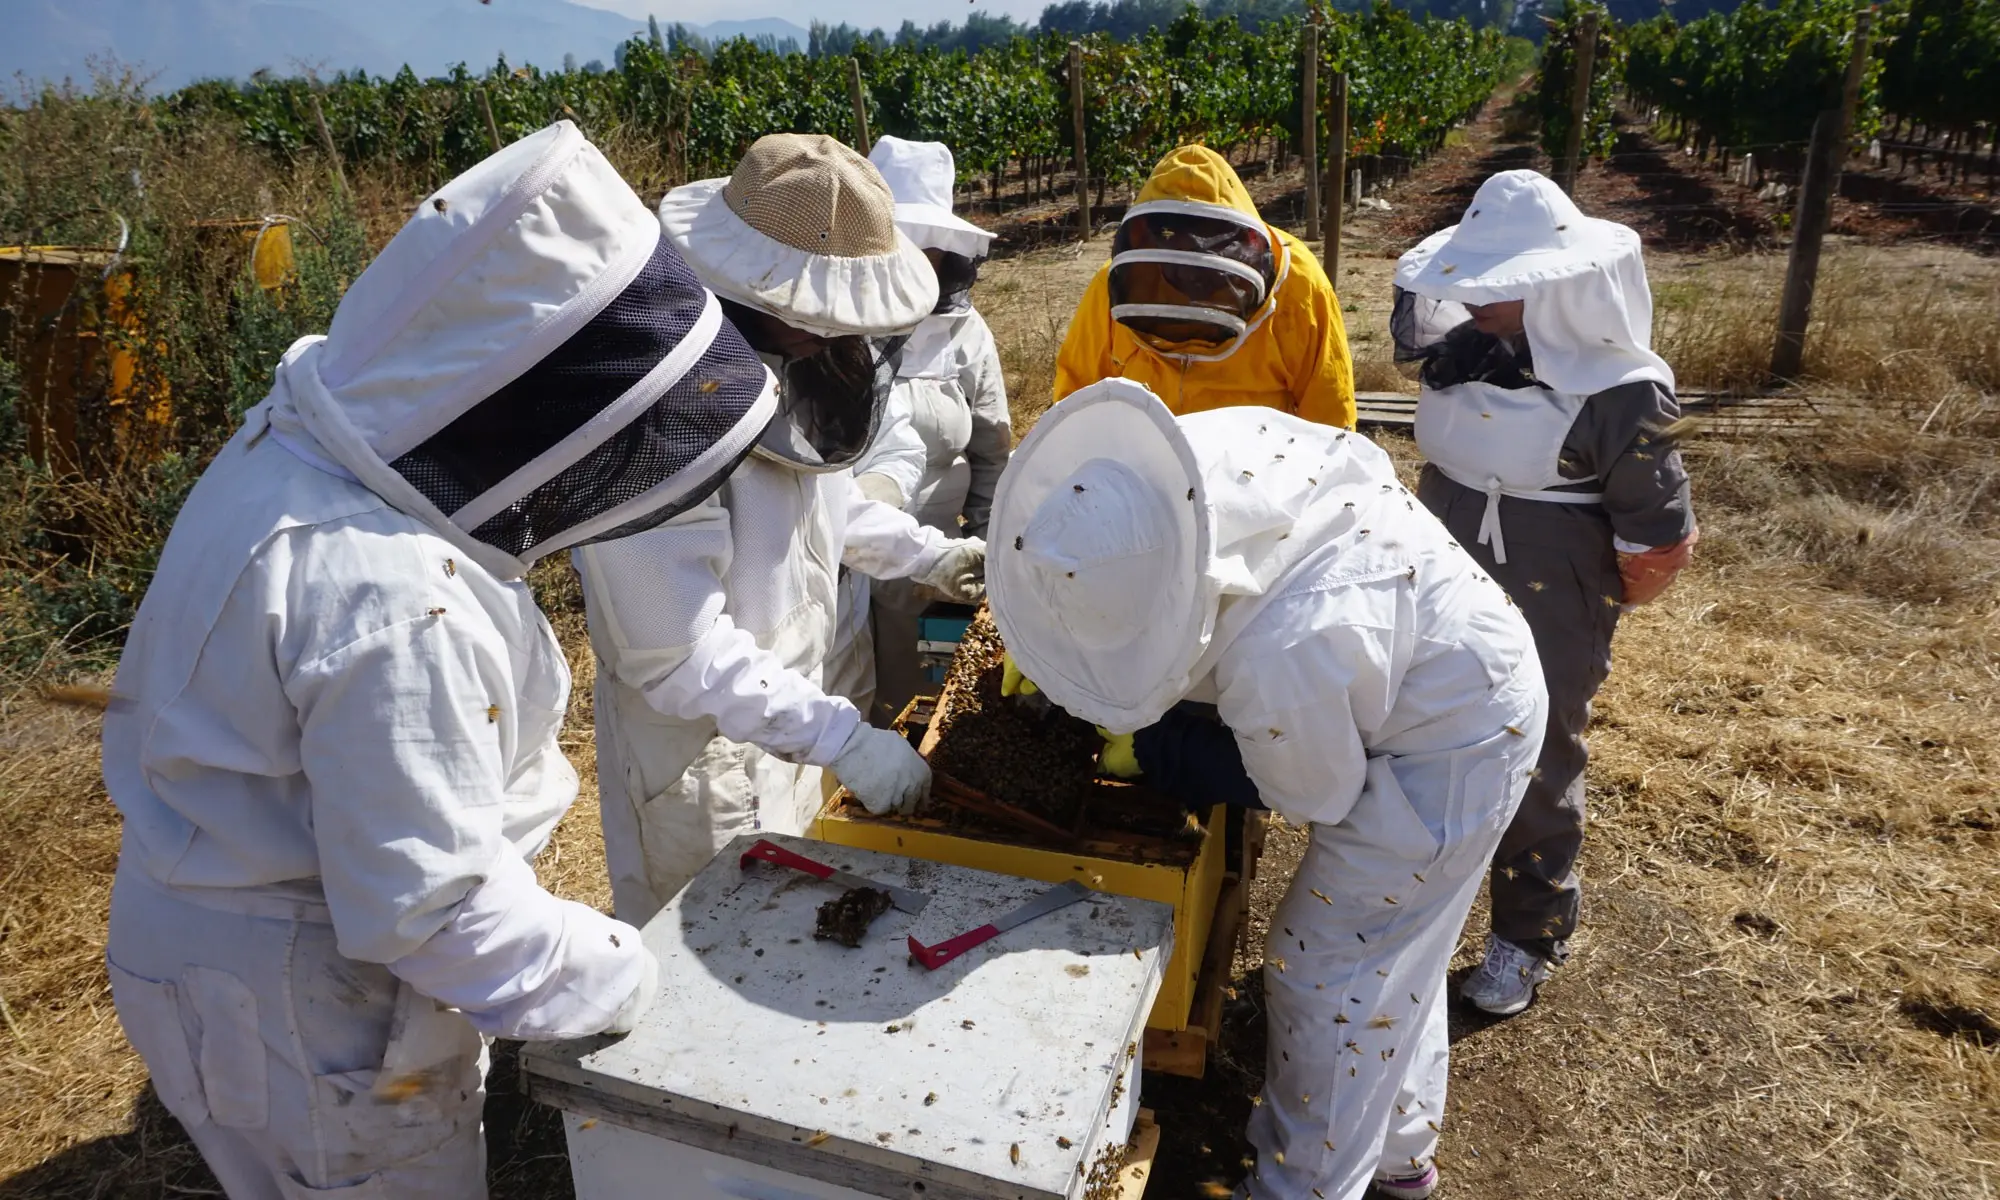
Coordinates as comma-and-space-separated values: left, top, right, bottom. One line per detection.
577, 134, 989, 925
102, 122, 775, 1200
822, 380, 927, 719
862, 135, 1013, 721
987, 380, 1549, 1200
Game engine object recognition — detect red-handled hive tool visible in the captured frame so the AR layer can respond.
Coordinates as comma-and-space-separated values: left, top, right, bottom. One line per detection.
907, 880, 1093, 970
738, 839, 930, 914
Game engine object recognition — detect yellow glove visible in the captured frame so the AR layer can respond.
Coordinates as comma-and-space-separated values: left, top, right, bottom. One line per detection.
1096, 727, 1142, 779
1000, 652, 1039, 699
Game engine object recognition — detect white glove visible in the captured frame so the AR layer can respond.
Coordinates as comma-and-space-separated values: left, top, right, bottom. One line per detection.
916, 537, 986, 603
856, 471, 905, 508
830, 724, 931, 816
603, 946, 660, 1035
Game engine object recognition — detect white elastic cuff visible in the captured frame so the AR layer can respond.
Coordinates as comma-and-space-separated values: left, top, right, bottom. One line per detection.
1612, 536, 1653, 555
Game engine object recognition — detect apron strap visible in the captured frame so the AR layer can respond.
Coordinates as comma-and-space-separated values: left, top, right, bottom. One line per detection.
1436, 464, 1604, 566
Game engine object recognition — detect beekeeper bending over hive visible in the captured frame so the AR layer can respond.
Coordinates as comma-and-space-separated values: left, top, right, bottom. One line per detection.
1053, 144, 1355, 430
577, 134, 988, 924
1393, 170, 1697, 1015
102, 122, 767, 1199
987, 379, 1547, 1200
858, 134, 1012, 723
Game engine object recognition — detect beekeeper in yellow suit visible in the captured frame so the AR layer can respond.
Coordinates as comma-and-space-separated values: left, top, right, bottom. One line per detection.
1053, 145, 1356, 429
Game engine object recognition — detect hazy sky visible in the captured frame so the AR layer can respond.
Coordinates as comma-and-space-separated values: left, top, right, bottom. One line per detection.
571, 0, 1049, 32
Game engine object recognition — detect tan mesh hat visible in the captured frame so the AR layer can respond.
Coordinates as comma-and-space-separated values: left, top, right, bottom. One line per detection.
660, 134, 938, 337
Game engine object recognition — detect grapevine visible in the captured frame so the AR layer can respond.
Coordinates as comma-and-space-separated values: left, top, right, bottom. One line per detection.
158, 9, 1509, 201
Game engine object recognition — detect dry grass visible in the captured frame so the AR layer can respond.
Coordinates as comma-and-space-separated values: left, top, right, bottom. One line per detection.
1652, 241, 2000, 400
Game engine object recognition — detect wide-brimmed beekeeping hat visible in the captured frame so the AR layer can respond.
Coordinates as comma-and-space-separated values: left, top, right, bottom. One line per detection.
1394, 169, 1672, 395
658, 133, 938, 337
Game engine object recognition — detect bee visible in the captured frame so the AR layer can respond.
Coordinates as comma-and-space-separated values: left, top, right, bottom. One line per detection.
1274, 1151, 1286, 1165
442, 558, 456, 578
1334, 1012, 1349, 1024
924, 1092, 938, 1106
1269, 955, 1288, 973
578, 1118, 598, 1130
1383, 895, 1400, 905
1505, 725, 1526, 737
427, 607, 448, 617
486, 704, 501, 723
1527, 579, 1546, 591
1311, 888, 1333, 905
807, 1131, 831, 1147
1370, 1015, 1397, 1030
1010, 1144, 1021, 1165
1057, 1136, 1072, 1149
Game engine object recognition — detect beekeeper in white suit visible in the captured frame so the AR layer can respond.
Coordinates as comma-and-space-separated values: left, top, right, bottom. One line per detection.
102, 122, 772, 1200
855, 134, 1012, 723
987, 379, 1548, 1200
577, 133, 987, 924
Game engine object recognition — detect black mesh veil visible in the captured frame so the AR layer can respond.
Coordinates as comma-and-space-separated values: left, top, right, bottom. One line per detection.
389, 239, 769, 559
1390, 286, 1536, 391
1108, 210, 1277, 349
930, 250, 983, 314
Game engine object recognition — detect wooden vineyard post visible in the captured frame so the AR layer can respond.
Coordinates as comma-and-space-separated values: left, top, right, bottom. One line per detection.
1836, 5, 1874, 179
1771, 109, 1843, 381
1302, 21, 1321, 242
309, 92, 349, 201
1838, 7, 1873, 138
1557, 10, 1601, 195
1069, 42, 1090, 241
1324, 71, 1349, 279
847, 58, 872, 154
478, 87, 503, 154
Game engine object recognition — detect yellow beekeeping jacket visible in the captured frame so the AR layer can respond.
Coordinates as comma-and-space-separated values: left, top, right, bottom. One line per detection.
1053, 146, 1357, 430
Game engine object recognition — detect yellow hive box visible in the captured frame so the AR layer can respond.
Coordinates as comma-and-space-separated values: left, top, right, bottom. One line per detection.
814, 668, 1228, 1034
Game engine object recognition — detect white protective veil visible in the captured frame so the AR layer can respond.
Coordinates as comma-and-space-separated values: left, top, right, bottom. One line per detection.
1393, 169, 1673, 397
287, 121, 776, 580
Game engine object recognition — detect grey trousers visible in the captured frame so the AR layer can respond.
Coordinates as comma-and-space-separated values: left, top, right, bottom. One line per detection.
1420, 475, 1621, 962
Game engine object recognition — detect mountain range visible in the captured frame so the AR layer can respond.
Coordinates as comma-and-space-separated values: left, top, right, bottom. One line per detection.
2, 0, 811, 93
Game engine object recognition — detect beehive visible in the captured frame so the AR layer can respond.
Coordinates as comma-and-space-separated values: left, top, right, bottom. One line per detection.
815, 612, 1228, 1033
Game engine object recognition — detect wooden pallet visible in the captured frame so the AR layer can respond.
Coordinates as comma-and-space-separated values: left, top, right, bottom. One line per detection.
1142, 809, 1267, 1079
1355, 389, 1863, 439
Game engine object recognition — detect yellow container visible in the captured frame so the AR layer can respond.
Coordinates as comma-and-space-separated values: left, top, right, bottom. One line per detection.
0, 246, 161, 473
815, 799, 1227, 1032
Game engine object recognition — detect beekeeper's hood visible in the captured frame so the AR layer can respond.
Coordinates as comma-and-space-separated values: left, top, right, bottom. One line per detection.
660, 134, 938, 471
264, 120, 775, 582
988, 379, 1382, 732
1109, 145, 1285, 363
1393, 169, 1673, 396
868, 135, 994, 315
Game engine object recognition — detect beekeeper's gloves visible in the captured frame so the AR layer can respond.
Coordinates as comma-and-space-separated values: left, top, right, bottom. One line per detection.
832, 724, 931, 816
918, 537, 986, 603
1096, 728, 1142, 779
1000, 651, 1039, 699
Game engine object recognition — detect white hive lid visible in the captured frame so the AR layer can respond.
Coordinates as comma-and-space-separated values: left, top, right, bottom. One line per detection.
522, 832, 1175, 1200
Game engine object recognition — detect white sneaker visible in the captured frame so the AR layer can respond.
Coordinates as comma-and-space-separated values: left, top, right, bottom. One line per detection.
1460, 934, 1550, 1015
1372, 1165, 1439, 1198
